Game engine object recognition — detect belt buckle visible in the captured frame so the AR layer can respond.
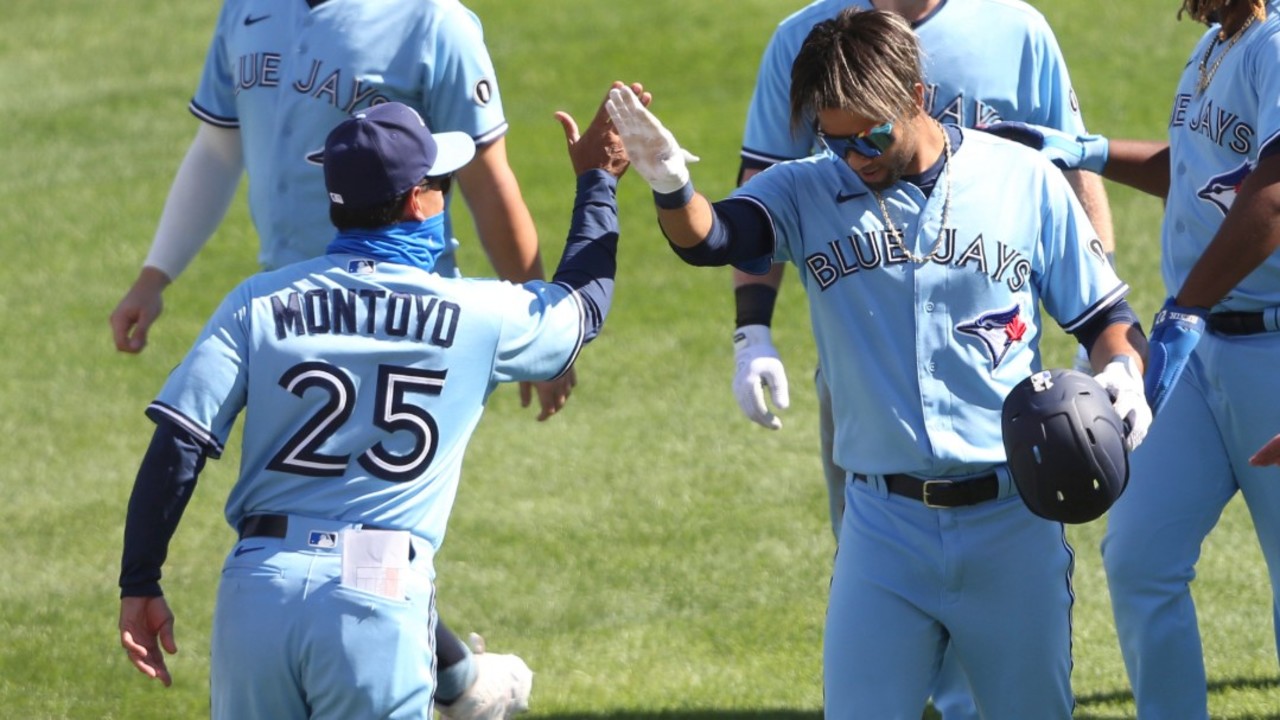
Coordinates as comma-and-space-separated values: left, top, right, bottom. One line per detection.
921, 480, 952, 509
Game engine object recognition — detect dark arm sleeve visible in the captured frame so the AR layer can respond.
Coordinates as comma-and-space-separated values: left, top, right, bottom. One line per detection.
1070, 297, 1143, 355
667, 197, 774, 272
119, 416, 212, 598
550, 169, 620, 343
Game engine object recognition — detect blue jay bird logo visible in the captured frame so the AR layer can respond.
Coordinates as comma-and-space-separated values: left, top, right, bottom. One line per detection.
957, 305, 1027, 369
1197, 160, 1253, 215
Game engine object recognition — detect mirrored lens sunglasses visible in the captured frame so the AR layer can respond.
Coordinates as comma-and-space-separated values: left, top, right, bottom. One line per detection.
817, 120, 895, 159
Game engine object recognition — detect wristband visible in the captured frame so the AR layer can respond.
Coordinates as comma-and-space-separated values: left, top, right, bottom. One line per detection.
654, 182, 695, 210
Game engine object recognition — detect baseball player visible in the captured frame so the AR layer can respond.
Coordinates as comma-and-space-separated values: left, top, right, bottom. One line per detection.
732, 5, 1109, 714
117, 96, 632, 719
988, 1, 1280, 716
604, 8, 1151, 718
107, 1, 564, 713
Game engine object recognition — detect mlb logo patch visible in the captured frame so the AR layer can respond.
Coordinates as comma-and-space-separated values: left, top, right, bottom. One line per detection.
348, 259, 376, 275
308, 531, 338, 548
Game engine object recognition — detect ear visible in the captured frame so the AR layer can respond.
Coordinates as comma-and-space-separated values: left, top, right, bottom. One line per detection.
911, 82, 926, 112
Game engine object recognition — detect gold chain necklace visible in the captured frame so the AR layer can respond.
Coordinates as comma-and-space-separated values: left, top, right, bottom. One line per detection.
872, 122, 952, 265
1197, 13, 1256, 95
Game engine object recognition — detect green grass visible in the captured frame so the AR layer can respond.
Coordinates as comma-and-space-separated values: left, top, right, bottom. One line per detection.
0, 0, 1276, 717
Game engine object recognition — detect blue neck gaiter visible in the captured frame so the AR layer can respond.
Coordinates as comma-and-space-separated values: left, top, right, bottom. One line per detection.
326, 213, 446, 272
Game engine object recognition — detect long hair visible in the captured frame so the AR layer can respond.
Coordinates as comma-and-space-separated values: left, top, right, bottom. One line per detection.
789, 8, 923, 133
1178, 0, 1266, 25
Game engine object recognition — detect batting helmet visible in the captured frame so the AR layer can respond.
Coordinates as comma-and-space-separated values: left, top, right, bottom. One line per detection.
1001, 368, 1129, 524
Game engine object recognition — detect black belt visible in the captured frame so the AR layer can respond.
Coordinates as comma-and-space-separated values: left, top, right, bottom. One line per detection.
854, 472, 1000, 508
240, 513, 289, 539
1208, 310, 1278, 336
239, 514, 415, 560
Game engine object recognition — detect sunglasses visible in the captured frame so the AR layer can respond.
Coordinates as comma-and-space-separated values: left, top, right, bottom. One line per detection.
817, 120, 895, 159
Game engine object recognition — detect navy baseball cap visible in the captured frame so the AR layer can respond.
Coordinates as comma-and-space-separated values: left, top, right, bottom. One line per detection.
322, 102, 475, 209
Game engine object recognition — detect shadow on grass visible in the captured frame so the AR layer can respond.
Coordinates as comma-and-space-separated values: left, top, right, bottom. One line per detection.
1072, 674, 1280, 720
532, 676, 1280, 720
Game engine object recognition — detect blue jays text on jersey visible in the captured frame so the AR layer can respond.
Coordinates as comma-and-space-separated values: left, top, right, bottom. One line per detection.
802, 226, 1032, 292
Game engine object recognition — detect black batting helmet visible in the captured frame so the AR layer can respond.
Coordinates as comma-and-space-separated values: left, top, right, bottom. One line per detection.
1001, 368, 1129, 524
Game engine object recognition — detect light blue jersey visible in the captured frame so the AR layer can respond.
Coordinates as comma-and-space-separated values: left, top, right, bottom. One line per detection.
734, 128, 1125, 477
1101, 6, 1280, 718
192, 0, 506, 271
1162, 9, 1280, 310
742, 0, 1086, 167
148, 256, 584, 551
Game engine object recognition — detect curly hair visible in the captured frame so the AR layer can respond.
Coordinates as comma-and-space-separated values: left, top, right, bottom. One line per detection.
1178, 0, 1266, 26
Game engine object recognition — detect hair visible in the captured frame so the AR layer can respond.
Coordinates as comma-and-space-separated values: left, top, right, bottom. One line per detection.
789, 7, 924, 133
1178, 0, 1266, 25
328, 176, 450, 230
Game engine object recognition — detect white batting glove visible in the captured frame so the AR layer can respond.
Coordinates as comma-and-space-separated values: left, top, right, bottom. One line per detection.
732, 325, 790, 430
605, 86, 699, 194
1094, 356, 1151, 452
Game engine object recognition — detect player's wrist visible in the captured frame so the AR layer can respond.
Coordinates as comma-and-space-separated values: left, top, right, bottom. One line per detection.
1080, 134, 1109, 174
734, 283, 778, 328
653, 181, 694, 209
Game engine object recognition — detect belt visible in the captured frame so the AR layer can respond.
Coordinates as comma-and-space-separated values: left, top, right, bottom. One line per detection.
239, 513, 289, 539
239, 513, 417, 560
1208, 309, 1280, 336
853, 472, 1000, 508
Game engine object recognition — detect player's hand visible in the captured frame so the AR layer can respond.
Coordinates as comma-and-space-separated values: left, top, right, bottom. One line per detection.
604, 84, 699, 194
110, 267, 172, 353
1251, 434, 1280, 467
980, 121, 1109, 174
1144, 297, 1208, 417
119, 595, 177, 687
1095, 356, 1151, 451
556, 81, 640, 179
520, 366, 577, 421
732, 325, 790, 430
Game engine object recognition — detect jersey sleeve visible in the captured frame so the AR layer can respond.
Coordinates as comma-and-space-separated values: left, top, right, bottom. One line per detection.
488, 280, 585, 383
146, 285, 253, 456
421, 4, 508, 147
1035, 161, 1127, 331
741, 29, 814, 166
1026, 16, 1087, 136
1248, 24, 1280, 157
189, 2, 239, 127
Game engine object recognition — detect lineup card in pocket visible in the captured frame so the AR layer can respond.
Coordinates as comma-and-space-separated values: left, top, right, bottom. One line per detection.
340, 528, 411, 600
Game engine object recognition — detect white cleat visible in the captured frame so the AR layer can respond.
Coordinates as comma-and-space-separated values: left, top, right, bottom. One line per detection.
437, 634, 533, 720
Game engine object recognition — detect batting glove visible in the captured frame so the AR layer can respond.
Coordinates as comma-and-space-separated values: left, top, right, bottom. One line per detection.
732, 325, 790, 430
1144, 298, 1208, 417
981, 121, 1109, 174
605, 86, 699, 194
1095, 355, 1151, 452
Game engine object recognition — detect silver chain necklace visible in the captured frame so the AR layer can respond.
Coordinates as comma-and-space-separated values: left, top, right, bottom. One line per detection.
872, 121, 952, 265
1197, 13, 1256, 96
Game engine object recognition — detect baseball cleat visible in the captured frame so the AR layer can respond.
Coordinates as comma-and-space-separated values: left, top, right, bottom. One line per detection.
437, 634, 533, 720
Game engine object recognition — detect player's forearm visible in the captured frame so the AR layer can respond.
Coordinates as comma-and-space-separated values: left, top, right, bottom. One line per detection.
144, 123, 243, 280
656, 188, 716, 248
1100, 139, 1170, 199
1175, 157, 1280, 308
551, 170, 620, 342
119, 419, 209, 598
734, 264, 784, 328
1089, 321, 1149, 375
458, 140, 546, 283
1065, 170, 1115, 254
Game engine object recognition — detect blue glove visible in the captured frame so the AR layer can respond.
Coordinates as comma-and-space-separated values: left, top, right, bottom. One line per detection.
1144, 298, 1208, 417
981, 121, 1109, 174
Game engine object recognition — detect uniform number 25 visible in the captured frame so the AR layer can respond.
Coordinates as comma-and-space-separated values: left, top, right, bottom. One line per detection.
267, 361, 446, 482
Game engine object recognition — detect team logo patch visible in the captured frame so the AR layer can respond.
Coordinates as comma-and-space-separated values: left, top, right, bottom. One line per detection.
347, 259, 376, 274
957, 304, 1027, 369
473, 79, 493, 106
1069, 88, 1080, 114
1197, 159, 1253, 215
308, 531, 338, 548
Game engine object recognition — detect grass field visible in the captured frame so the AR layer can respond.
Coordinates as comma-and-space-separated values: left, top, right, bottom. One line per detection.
1, 0, 1277, 717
